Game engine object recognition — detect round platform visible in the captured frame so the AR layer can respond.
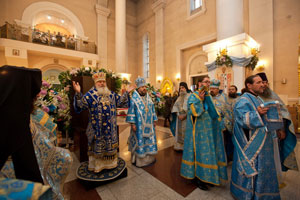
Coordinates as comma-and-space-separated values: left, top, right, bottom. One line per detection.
76, 158, 126, 182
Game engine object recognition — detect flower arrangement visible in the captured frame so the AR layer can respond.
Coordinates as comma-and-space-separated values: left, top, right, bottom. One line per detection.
146, 83, 165, 116
35, 80, 71, 128
58, 66, 122, 93
34, 66, 124, 139
246, 48, 260, 70
216, 48, 233, 67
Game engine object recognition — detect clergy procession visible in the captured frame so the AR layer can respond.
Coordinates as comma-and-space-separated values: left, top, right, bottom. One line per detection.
1, 0, 300, 199
1, 64, 298, 200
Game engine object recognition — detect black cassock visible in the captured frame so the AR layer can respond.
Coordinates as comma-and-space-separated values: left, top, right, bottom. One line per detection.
0, 65, 43, 183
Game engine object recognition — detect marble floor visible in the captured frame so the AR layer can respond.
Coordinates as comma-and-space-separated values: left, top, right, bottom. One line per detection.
63, 119, 300, 200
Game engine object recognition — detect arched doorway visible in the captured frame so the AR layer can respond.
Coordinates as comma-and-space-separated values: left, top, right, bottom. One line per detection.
41, 64, 68, 85
186, 51, 208, 91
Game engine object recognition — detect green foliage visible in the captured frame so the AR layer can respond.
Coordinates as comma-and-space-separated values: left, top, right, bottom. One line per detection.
246, 55, 259, 70
216, 54, 233, 67
59, 66, 122, 93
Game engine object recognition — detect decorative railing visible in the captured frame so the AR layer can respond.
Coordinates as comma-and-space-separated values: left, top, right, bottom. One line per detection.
0, 22, 97, 54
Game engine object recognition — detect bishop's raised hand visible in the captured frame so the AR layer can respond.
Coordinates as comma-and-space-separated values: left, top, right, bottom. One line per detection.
72, 81, 81, 94
127, 84, 137, 93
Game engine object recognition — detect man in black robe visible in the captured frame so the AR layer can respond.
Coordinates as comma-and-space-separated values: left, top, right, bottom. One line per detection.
0, 65, 43, 183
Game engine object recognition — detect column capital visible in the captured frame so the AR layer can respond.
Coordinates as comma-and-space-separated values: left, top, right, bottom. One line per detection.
95, 4, 111, 17
152, 0, 166, 13
97, 0, 108, 7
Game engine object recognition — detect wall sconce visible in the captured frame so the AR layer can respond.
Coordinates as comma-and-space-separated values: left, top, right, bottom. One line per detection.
281, 78, 287, 84
157, 76, 162, 83
176, 73, 180, 82
256, 60, 266, 71
119, 73, 131, 82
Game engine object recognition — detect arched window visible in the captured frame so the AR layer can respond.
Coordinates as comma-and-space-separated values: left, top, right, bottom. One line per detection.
143, 33, 150, 79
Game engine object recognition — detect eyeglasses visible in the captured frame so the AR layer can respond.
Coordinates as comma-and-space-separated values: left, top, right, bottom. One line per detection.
201, 81, 210, 84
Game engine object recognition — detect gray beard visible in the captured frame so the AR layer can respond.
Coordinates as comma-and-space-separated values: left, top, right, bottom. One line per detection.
260, 87, 272, 98
179, 91, 187, 97
96, 86, 110, 96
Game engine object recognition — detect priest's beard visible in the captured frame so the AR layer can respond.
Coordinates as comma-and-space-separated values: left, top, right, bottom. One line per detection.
179, 90, 187, 97
178, 91, 187, 105
138, 89, 147, 96
260, 87, 272, 98
228, 93, 237, 98
96, 86, 110, 96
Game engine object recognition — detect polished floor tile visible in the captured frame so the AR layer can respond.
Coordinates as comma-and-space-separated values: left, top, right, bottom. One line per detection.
143, 146, 197, 197
105, 174, 160, 200
63, 179, 101, 200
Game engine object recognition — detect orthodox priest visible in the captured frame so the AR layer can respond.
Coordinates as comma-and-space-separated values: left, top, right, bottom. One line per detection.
230, 75, 292, 200
0, 65, 43, 184
73, 72, 131, 173
171, 82, 191, 151
126, 77, 158, 167
210, 79, 233, 133
257, 72, 298, 185
181, 75, 227, 191
210, 79, 234, 162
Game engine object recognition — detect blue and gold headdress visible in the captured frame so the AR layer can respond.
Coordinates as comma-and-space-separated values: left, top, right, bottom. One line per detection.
210, 79, 220, 88
135, 77, 146, 88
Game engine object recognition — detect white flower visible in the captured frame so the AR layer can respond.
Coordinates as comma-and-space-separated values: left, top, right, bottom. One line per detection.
85, 67, 90, 71
70, 68, 78, 75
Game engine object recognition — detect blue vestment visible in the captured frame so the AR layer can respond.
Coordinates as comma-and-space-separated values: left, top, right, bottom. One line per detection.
0, 109, 73, 200
0, 178, 53, 200
230, 92, 281, 200
74, 88, 129, 158
180, 91, 228, 185
126, 90, 158, 159
212, 93, 234, 132
259, 90, 298, 171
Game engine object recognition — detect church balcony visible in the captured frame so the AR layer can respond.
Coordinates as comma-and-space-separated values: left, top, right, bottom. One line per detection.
0, 22, 99, 69
0, 22, 97, 54
0, 38, 98, 62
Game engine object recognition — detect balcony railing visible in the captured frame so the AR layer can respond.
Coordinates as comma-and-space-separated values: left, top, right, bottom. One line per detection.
0, 22, 97, 54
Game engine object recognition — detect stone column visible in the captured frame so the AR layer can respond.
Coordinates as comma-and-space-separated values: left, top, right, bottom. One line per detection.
95, 2, 110, 68
216, 0, 244, 40
152, 0, 166, 87
115, 0, 126, 73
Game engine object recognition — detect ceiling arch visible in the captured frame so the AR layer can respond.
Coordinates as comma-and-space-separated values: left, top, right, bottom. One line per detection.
20, 1, 86, 39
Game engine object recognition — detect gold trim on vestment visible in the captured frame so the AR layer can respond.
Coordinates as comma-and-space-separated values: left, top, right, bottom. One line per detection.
217, 161, 227, 167
195, 175, 221, 186
191, 104, 197, 116
192, 115, 197, 174
39, 114, 48, 126
193, 93, 202, 101
180, 173, 195, 180
182, 159, 219, 170
32, 184, 50, 200
180, 170, 222, 186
